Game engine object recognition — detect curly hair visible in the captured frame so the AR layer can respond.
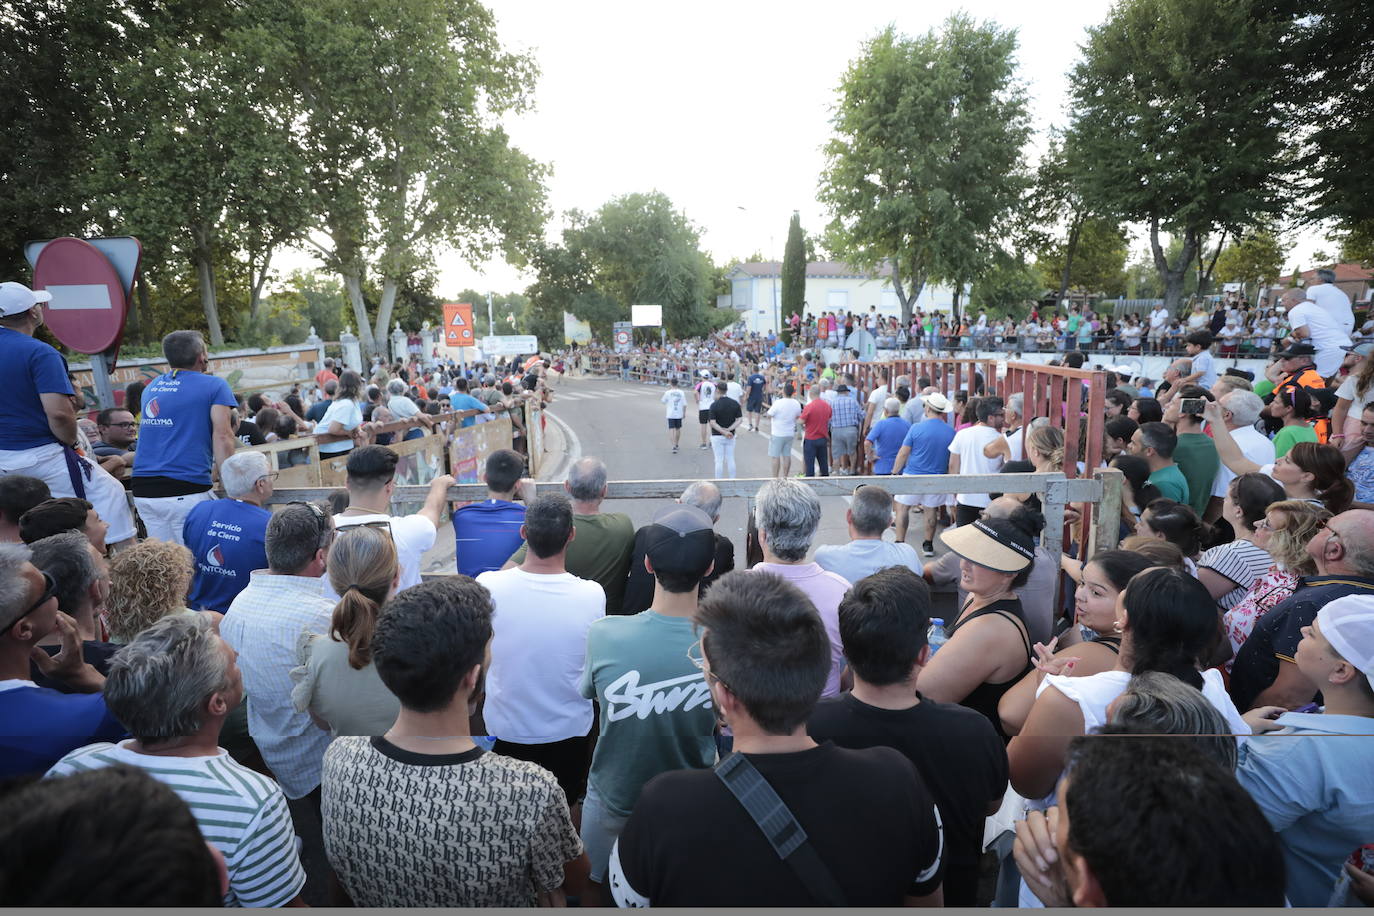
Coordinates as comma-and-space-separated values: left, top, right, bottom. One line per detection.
1264, 499, 1330, 575
105, 540, 194, 643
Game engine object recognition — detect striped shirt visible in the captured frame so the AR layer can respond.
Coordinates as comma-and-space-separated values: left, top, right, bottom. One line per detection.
48, 742, 306, 907
221, 571, 336, 798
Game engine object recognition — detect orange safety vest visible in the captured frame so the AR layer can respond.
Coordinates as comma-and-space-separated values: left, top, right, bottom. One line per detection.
1274, 366, 1330, 443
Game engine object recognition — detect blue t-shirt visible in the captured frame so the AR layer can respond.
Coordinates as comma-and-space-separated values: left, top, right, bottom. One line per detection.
866, 415, 912, 474
901, 417, 957, 475
132, 370, 237, 485
183, 498, 271, 613
0, 328, 73, 450
449, 393, 487, 428
746, 373, 767, 403
0, 684, 126, 779
453, 499, 526, 578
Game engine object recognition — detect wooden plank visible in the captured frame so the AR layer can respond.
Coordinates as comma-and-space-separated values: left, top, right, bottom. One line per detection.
1091, 467, 1125, 554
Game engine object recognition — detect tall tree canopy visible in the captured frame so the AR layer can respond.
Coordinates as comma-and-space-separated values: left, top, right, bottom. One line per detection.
819, 16, 1031, 324
1063, 0, 1293, 312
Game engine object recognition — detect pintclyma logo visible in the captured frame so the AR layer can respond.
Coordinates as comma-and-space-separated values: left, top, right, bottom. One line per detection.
144, 398, 160, 418
206, 544, 225, 567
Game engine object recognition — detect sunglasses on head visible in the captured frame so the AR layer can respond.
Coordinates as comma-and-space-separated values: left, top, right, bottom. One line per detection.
2, 570, 57, 635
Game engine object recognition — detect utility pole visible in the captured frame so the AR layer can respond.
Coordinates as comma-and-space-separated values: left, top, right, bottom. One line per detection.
486, 291, 494, 339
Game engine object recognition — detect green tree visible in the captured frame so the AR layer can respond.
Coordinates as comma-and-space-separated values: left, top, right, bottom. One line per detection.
971, 253, 1042, 317
1063, 0, 1292, 314
1035, 218, 1128, 297
819, 16, 1031, 325
1215, 230, 1286, 300
1334, 221, 1374, 267
780, 212, 806, 317
286, 0, 549, 357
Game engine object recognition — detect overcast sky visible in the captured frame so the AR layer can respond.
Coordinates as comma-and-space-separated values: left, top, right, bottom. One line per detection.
288, 0, 1325, 300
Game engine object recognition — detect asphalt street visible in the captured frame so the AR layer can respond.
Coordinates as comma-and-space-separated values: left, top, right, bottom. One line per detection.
540, 374, 870, 568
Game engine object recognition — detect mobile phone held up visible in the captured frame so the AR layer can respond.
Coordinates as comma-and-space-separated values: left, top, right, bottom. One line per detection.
1180, 398, 1205, 416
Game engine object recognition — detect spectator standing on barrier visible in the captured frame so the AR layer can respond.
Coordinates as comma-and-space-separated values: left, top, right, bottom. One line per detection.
800, 383, 833, 477
330, 445, 454, 596
621, 481, 734, 616
1280, 287, 1350, 378
479, 493, 605, 807
808, 566, 1006, 906
219, 502, 337, 803
892, 393, 956, 556
815, 484, 921, 583
948, 397, 1006, 528
182, 451, 273, 613
129, 331, 238, 545
579, 505, 719, 900
708, 380, 742, 479
452, 449, 535, 579
766, 381, 803, 478
322, 577, 587, 907
0, 541, 125, 778
0, 283, 135, 549
47, 614, 308, 907
660, 377, 686, 453
608, 570, 946, 907
748, 479, 848, 696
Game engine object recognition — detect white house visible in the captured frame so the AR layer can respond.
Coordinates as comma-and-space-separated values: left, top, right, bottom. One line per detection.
721, 261, 959, 334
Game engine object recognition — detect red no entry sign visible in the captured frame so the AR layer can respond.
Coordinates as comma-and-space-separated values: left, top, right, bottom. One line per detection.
31, 237, 131, 355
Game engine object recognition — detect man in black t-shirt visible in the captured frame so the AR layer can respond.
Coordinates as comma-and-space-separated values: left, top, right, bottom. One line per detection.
608, 571, 945, 907
808, 566, 1007, 906
707, 380, 743, 479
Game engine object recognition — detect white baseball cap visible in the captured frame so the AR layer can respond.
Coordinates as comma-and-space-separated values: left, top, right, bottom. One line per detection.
0, 282, 52, 318
1316, 596, 1374, 691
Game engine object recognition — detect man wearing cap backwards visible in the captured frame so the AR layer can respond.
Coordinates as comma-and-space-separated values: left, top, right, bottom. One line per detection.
0, 282, 135, 550
1236, 595, 1374, 907
578, 504, 720, 904
892, 392, 957, 557
1279, 286, 1351, 379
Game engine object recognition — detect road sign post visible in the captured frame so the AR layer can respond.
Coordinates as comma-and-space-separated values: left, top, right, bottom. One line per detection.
26, 236, 141, 409
443, 302, 475, 375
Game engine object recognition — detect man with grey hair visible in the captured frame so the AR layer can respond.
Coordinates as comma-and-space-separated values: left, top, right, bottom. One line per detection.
46, 615, 307, 907
220, 502, 336, 802
0, 540, 124, 778
29, 531, 115, 690
1306, 266, 1354, 336
815, 484, 921, 583
182, 450, 274, 613
1279, 286, 1350, 378
506, 456, 635, 613
747, 478, 848, 696
131, 329, 238, 545
864, 397, 911, 475
1207, 389, 1276, 522
620, 481, 736, 615
1154, 358, 1192, 405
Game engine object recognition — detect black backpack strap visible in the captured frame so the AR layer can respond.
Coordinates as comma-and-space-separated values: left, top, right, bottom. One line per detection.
714, 752, 847, 906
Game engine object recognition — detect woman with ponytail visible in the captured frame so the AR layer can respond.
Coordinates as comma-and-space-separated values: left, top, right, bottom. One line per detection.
291, 526, 400, 735
1008, 566, 1249, 800
1025, 425, 1066, 475
1203, 400, 1354, 515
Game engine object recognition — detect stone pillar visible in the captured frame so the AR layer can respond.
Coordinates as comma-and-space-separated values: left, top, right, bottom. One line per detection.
419, 321, 437, 368
391, 323, 407, 365
305, 326, 325, 376
340, 326, 362, 373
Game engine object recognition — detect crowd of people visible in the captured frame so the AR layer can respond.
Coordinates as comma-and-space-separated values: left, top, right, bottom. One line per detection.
0, 275, 1371, 907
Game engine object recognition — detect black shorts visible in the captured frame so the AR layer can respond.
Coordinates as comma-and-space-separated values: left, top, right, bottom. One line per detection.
747, 397, 763, 413
667, 417, 682, 429
698, 409, 711, 424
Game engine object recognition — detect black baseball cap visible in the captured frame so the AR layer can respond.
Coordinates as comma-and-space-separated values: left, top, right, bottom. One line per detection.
1275, 342, 1317, 359
642, 505, 716, 579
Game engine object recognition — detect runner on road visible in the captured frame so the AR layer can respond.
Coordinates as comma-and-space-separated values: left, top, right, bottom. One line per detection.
662, 379, 687, 454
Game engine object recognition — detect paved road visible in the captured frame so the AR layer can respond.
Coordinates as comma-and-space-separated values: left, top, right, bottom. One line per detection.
541, 374, 873, 570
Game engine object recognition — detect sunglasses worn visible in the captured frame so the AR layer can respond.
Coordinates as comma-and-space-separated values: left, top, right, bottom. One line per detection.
2, 571, 57, 635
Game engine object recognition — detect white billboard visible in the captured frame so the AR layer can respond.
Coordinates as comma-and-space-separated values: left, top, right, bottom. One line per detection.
631, 304, 662, 327
481, 335, 539, 356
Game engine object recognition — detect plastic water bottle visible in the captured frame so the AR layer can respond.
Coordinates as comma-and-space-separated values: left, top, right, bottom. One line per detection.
927, 618, 949, 657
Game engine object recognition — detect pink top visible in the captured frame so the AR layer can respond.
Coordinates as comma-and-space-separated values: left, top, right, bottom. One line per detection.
748, 562, 850, 697
1222, 565, 1298, 673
